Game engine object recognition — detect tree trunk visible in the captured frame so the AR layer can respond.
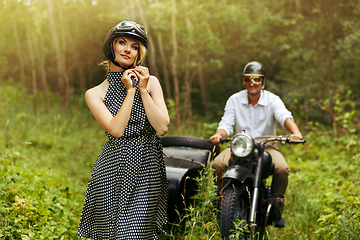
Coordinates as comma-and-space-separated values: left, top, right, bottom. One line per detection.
58, 0, 71, 110
77, 61, 87, 90
46, 0, 69, 112
26, 12, 38, 115
135, 0, 159, 77
318, 0, 323, 65
197, 61, 210, 121
157, 32, 172, 100
33, 29, 51, 111
327, 0, 336, 136
327, 0, 333, 89
171, 0, 180, 129
72, 18, 87, 91
10, 11, 27, 94
181, 18, 194, 123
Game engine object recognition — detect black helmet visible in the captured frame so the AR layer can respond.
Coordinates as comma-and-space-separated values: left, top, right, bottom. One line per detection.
243, 61, 266, 90
103, 21, 148, 62
243, 61, 266, 76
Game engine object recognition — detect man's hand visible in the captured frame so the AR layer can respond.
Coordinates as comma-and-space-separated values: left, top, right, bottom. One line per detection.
210, 129, 228, 145
289, 133, 303, 141
284, 118, 302, 141
210, 133, 222, 145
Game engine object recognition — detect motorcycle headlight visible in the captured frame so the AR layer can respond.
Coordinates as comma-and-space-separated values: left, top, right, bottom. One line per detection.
230, 132, 254, 157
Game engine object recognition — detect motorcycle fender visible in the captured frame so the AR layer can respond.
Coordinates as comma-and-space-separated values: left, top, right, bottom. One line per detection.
221, 165, 254, 184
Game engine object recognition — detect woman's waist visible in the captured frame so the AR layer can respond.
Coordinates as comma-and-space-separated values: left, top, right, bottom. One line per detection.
106, 131, 159, 145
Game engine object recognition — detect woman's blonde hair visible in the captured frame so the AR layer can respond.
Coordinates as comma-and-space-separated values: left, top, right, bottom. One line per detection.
99, 37, 147, 73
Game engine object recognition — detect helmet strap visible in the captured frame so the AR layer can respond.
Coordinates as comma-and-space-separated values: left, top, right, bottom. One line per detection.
111, 59, 131, 70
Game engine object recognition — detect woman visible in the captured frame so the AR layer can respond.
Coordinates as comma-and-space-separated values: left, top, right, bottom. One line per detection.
77, 21, 169, 239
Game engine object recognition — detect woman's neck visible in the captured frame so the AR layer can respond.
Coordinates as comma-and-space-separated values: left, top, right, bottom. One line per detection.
109, 62, 127, 72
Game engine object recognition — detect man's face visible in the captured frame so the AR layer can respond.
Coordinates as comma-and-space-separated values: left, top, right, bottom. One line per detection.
243, 74, 264, 96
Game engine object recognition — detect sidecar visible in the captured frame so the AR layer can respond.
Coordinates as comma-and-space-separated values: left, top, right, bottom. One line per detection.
161, 136, 220, 222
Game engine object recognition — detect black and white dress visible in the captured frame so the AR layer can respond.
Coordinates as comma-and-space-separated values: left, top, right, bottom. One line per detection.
78, 71, 168, 239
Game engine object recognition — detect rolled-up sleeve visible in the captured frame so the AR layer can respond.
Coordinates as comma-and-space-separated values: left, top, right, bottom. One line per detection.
217, 97, 236, 137
272, 96, 293, 128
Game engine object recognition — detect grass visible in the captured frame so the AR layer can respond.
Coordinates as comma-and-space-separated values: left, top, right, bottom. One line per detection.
1, 80, 359, 239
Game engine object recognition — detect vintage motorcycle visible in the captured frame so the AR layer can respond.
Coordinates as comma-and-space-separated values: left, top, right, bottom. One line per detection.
219, 132, 305, 239
161, 133, 304, 239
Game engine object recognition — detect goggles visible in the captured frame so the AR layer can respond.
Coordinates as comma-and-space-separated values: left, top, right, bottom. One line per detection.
116, 21, 148, 39
243, 76, 263, 85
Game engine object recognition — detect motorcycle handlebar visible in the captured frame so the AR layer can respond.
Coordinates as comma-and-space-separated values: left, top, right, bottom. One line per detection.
288, 139, 306, 144
261, 136, 306, 145
219, 138, 230, 144
217, 136, 306, 145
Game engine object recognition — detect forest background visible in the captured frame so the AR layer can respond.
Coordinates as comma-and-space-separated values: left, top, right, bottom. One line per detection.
0, 0, 359, 239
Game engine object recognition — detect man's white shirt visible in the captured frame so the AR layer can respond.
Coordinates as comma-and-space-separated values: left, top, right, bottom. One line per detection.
217, 90, 293, 138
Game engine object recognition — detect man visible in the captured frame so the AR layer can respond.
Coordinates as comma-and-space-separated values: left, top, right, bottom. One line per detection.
210, 61, 302, 228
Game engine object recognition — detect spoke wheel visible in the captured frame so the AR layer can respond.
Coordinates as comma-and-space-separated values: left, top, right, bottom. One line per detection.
221, 183, 251, 239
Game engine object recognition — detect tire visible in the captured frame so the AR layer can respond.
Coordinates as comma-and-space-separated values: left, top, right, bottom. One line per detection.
221, 183, 251, 240
161, 136, 220, 155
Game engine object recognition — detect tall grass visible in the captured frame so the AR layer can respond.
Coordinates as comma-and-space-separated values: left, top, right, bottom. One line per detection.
1, 80, 359, 239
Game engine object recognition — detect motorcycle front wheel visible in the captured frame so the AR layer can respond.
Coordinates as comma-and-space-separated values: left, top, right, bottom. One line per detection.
221, 182, 251, 240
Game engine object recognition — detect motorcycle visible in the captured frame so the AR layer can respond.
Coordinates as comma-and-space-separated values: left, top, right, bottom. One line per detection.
160, 136, 220, 223
219, 132, 305, 239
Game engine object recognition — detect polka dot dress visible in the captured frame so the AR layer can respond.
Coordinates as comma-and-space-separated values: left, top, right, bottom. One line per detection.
77, 71, 168, 239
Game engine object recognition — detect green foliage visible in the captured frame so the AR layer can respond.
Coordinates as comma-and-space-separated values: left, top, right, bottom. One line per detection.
0, 81, 97, 239
270, 129, 360, 239
228, 220, 250, 240
1, 81, 359, 239
310, 88, 357, 136
2, 0, 360, 127
181, 163, 221, 239
0, 146, 80, 239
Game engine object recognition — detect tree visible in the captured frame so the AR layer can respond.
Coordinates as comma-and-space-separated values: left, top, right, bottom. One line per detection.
0, 0, 359, 132
46, 0, 71, 112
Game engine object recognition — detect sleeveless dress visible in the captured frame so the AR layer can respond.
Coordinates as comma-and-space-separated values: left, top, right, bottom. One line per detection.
77, 71, 168, 239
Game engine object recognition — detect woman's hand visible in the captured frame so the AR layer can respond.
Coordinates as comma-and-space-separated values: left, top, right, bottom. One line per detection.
133, 66, 150, 91
122, 69, 138, 90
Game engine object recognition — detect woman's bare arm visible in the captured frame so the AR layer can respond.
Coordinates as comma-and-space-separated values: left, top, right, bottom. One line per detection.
139, 75, 170, 136
85, 72, 137, 138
